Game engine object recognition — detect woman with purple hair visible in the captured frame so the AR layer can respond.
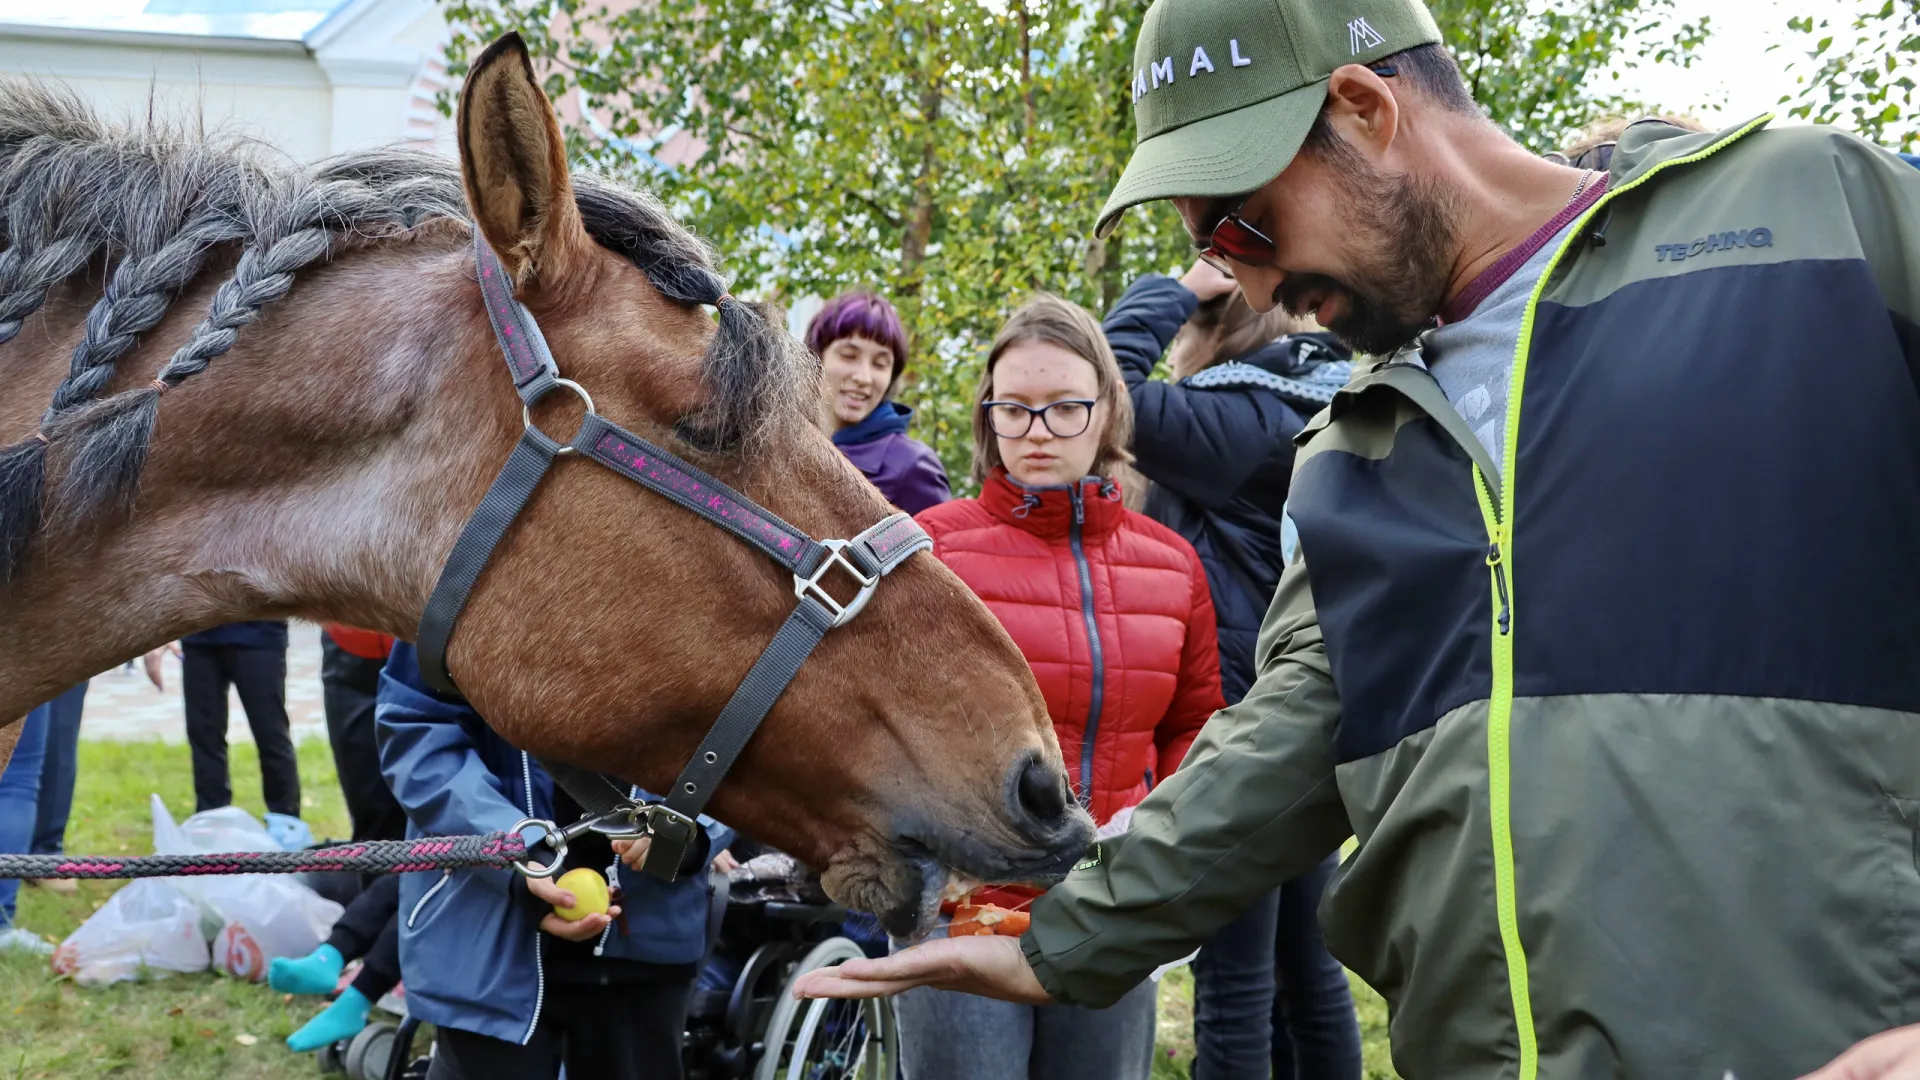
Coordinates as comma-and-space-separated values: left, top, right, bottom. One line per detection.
806, 291, 950, 514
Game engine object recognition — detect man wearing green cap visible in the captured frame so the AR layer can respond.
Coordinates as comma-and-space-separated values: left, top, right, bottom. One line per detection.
797, 0, 1920, 1075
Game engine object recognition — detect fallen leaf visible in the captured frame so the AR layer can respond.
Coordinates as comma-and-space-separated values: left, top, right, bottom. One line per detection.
166, 1006, 183, 1016
198, 1029, 214, 1038
281, 994, 293, 1003
234, 1034, 257, 1047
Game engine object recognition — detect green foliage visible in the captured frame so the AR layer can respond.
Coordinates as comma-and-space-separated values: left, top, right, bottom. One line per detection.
1433, 0, 1711, 152
438, 0, 1706, 486
1782, 1, 1920, 152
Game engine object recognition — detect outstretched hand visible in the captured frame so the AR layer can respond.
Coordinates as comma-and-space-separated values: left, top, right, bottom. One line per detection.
1800, 1024, 1920, 1079
790, 934, 1051, 1004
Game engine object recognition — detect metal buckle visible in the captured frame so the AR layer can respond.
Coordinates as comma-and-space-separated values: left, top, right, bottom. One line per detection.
793, 538, 880, 628
522, 378, 596, 457
509, 817, 565, 878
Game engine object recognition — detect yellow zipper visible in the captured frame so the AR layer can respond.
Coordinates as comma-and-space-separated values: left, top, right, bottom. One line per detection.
1483, 112, 1773, 1080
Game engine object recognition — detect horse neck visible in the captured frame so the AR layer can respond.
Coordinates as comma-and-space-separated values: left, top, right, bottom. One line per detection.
0, 234, 503, 715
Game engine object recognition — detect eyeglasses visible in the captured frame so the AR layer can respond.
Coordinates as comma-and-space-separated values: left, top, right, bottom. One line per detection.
983, 399, 1096, 440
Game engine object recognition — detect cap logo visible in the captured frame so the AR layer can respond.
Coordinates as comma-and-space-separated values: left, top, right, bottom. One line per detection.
1348, 17, 1386, 55
1131, 39, 1254, 103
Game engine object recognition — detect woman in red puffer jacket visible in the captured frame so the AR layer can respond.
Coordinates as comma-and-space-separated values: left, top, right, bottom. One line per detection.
905, 295, 1224, 1080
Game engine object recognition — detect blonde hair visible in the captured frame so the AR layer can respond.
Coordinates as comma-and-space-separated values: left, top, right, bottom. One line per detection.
971, 294, 1135, 485
1562, 113, 1710, 163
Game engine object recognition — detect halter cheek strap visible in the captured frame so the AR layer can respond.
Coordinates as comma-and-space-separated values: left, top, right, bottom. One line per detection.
417, 233, 931, 882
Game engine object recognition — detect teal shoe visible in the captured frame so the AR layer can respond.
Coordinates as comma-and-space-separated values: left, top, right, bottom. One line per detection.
269, 944, 343, 995
287, 986, 371, 1053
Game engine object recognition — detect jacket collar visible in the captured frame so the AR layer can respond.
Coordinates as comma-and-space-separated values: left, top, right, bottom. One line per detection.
981, 467, 1124, 541
832, 400, 912, 446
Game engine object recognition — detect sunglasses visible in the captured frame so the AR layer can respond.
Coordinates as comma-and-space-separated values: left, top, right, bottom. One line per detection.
1570, 141, 1616, 172
1195, 62, 1398, 277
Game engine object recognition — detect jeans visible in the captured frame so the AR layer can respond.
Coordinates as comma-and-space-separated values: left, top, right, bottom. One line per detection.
30, 682, 88, 857
1191, 854, 1361, 1080
895, 970, 1157, 1080
320, 637, 406, 844
182, 644, 301, 816
0, 701, 51, 925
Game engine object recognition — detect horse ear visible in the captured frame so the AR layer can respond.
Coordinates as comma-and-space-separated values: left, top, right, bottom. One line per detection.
457, 32, 590, 289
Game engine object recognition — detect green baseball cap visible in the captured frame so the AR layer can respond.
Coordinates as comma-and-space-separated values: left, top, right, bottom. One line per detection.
1096, 0, 1443, 238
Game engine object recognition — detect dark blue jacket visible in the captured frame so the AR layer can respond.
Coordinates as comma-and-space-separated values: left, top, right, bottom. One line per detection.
376, 642, 731, 1044
182, 620, 288, 650
1103, 275, 1351, 703
831, 401, 951, 514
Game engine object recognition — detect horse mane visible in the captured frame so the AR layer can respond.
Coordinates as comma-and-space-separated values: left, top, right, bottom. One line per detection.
0, 79, 801, 582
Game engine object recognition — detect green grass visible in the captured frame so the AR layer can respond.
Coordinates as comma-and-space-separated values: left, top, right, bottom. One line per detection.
3, 738, 352, 1079
5, 739, 1400, 1078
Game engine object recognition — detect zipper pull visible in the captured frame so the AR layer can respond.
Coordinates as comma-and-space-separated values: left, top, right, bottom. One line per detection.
1485, 542, 1512, 636
1071, 485, 1084, 524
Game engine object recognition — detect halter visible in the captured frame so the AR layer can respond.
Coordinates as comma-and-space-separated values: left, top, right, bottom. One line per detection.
416, 234, 931, 882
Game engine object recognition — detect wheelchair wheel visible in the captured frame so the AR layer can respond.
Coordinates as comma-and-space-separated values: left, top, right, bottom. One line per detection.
753, 937, 898, 1080
344, 1021, 398, 1080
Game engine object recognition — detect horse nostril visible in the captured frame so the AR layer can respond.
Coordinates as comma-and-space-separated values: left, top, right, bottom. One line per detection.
1013, 754, 1070, 830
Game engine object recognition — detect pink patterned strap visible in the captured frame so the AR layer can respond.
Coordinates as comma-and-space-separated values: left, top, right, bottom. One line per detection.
474, 234, 558, 394
578, 414, 818, 572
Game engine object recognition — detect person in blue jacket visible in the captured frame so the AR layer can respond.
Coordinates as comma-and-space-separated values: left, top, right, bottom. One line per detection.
1103, 261, 1360, 1080
376, 641, 730, 1080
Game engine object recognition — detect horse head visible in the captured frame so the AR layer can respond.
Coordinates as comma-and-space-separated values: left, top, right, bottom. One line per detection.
0, 36, 1092, 932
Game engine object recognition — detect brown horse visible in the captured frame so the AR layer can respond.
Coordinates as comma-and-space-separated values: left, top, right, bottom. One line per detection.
0, 35, 1090, 931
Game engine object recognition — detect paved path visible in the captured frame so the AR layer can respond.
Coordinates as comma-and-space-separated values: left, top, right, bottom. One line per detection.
78, 621, 330, 744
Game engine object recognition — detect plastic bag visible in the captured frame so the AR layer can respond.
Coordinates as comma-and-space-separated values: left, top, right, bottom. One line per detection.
51, 879, 208, 986
149, 796, 343, 982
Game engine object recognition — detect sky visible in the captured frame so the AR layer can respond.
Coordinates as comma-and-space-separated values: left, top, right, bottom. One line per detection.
1612, 0, 1835, 129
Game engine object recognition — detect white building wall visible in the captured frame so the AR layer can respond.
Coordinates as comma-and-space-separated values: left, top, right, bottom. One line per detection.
0, 0, 455, 163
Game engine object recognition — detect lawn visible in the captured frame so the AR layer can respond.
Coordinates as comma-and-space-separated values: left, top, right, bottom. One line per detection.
3, 738, 1399, 1079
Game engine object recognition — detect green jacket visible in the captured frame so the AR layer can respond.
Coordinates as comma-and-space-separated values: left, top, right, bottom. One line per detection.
1023, 117, 1920, 1079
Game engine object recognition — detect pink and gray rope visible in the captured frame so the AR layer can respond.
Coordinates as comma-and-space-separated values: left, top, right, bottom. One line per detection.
0, 831, 529, 880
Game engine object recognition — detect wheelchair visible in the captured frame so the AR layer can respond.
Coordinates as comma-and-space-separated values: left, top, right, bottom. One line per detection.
683, 853, 900, 1080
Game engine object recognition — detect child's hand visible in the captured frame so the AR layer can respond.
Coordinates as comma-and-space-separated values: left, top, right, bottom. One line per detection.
524, 872, 620, 942
611, 836, 652, 871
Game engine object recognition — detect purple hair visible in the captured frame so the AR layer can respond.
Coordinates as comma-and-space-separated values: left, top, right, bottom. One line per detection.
804, 291, 910, 392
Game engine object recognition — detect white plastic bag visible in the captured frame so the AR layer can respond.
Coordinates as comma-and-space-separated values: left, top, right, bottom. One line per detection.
51, 879, 209, 986
149, 796, 343, 981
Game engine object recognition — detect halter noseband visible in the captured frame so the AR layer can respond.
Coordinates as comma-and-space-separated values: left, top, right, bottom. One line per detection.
416, 234, 931, 882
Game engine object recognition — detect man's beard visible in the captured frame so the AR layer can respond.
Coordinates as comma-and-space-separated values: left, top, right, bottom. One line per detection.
1276, 138, 1458, 356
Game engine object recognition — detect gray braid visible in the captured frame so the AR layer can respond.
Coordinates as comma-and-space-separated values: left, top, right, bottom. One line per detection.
153, 180, 410, 390
50, 207, 251, 413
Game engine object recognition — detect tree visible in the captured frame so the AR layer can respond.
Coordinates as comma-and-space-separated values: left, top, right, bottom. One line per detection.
1781, 0, 1920, 153
440, 0, 1708, 488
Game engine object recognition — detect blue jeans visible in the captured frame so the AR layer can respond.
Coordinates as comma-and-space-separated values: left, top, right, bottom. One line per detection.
1191, 854, 1361, 1080
895, 979, 1157, 1080
31, 682, 88, 856
0, 700, 52, 926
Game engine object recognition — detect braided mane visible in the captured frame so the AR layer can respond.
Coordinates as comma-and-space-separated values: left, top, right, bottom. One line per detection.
0, 81, 802, 582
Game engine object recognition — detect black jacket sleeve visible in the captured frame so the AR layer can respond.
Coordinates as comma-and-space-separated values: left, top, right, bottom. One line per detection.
1103, 275, 1300, 510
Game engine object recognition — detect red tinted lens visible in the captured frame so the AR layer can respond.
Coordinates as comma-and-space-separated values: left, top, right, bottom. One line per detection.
1208, 215, 1274, 265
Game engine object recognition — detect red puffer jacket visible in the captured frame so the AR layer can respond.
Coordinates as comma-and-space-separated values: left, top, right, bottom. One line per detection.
916, 468, 1225, 830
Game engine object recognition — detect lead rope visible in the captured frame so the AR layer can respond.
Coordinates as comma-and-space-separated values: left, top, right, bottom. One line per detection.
0, 831, 531, 880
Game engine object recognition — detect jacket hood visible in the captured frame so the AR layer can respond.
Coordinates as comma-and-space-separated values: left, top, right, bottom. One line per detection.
832, 400, 913, 446
982, 467, 1124, 541
1184, 333, 1354, 410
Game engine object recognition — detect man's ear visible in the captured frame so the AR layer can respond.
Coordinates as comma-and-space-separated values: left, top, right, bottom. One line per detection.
1323, 64, 1402, 158
457, 32, 592, 289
